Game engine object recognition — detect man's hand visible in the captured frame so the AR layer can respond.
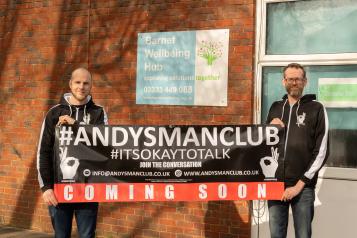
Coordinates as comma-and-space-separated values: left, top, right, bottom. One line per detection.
42, 189, 58, 206
281, 180, 305, 202
270, 118, 285, 127
57, 115, 75, 126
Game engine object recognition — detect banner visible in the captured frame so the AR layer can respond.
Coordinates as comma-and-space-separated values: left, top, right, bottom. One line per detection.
136, 29, 229, 106
54, 125, 284, 202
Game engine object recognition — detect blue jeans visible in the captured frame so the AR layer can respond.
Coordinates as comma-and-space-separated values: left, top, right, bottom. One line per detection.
268, 187, 315, 238
49, 203, 98, 238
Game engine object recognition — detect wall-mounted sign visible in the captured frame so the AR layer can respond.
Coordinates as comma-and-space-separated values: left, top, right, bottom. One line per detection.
136, 29, 229, 106
318, 78, 357, 107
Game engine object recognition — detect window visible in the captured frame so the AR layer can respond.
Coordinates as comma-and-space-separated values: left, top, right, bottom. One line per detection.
255, 0, 357, 168
266, 0, 357, 55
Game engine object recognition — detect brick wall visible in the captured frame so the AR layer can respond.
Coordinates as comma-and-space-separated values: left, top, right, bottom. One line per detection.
0, 0, 255, 237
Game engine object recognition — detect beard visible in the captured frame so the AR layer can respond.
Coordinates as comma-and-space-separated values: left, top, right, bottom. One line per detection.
285, 85, 303, 98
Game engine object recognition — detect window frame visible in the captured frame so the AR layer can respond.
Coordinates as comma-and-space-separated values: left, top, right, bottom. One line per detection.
254, 0, 357, 124
255, 0, 357, 173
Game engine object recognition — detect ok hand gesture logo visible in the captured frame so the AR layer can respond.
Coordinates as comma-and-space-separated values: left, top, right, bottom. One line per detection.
260, 147, 279, 180
59, 147, 80, 180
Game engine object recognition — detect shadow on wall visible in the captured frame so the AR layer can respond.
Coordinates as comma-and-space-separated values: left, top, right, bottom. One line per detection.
9, 155, 40, 228
0, 0, 20, 161
5, 0, 153, 231
97, 202, 187, 237
2, 1, 252, 236
205, 201, 247, 238
0, 0, 37, 229
97, 201, 247, 237
7, 0, 89, 229
0, 1, 19, 90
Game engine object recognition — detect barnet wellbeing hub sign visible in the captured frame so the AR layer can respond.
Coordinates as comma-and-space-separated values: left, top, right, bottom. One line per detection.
136, 29, 229, 106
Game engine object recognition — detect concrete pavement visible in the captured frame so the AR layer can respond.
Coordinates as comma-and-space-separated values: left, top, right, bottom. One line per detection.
0, 225, 52, 238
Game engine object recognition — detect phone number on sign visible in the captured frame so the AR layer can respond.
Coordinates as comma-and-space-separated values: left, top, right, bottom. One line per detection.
144, 86, 192, 94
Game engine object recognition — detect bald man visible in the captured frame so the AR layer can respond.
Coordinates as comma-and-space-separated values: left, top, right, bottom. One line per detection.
37, 68, 108, 238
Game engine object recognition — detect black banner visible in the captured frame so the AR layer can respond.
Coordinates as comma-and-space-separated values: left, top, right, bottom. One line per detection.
54, 125, 284, 202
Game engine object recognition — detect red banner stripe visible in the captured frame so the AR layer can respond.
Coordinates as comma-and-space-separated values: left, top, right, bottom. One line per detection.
54, 182, 284, 202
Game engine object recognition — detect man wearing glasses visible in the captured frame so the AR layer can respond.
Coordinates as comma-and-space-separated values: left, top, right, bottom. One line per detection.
266, 63, 329, 238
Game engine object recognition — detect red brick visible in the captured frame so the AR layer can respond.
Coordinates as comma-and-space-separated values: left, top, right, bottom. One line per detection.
0, 0, 255, 237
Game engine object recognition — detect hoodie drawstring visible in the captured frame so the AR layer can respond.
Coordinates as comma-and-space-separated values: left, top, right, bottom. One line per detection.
280, 99, 288, 120
68, 105, 73, 117
296, 99, 301, 122
84, 105, 87, 124
281, 98, 302, 123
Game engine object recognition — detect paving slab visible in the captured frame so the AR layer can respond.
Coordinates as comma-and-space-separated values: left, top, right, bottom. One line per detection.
0, 225, 52, 238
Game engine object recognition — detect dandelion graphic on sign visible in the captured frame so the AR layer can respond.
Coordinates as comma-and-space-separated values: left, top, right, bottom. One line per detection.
197, 40, 223, 66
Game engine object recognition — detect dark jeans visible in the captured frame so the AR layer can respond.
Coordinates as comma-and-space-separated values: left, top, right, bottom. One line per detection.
49, 203, 98, 238
268, 187, 315, 238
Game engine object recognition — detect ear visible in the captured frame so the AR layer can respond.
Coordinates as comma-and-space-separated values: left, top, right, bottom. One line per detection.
69, 79, 72, 90
282, 78, 286, 87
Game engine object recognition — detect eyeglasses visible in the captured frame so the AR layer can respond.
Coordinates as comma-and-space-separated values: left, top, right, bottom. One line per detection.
284, 77, 305, 84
